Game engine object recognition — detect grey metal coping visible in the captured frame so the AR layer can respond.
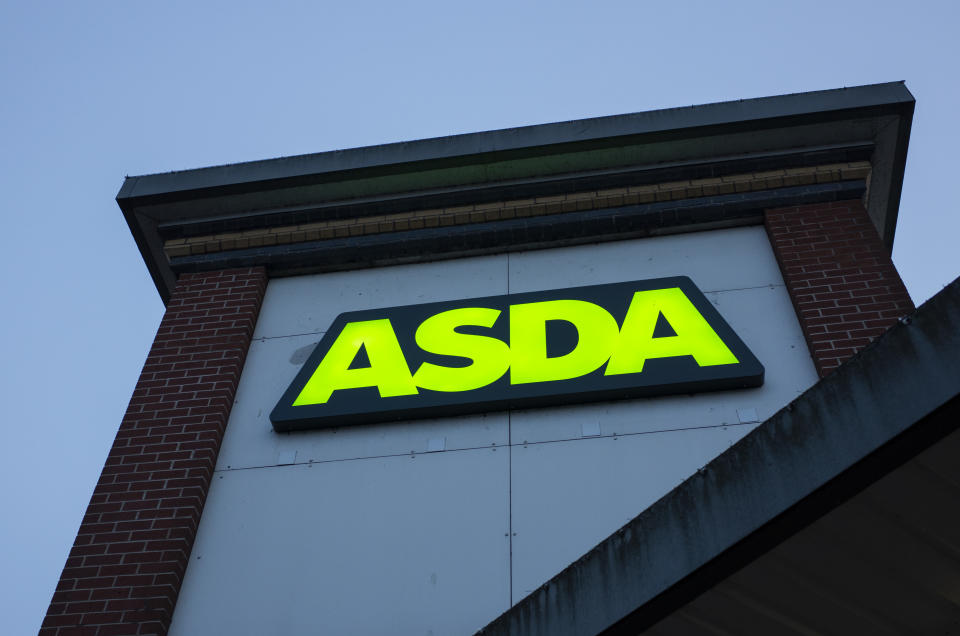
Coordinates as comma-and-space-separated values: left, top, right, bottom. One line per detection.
117, 82, 912, 202
116, 82, 914, 302
476, 275, 960, 636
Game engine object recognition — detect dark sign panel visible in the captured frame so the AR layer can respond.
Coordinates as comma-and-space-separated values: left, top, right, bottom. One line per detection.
271, 277, 764, 432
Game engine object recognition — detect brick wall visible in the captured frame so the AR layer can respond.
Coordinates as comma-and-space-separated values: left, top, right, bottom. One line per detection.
765, 200, 914, 377
41, 268, 267, 635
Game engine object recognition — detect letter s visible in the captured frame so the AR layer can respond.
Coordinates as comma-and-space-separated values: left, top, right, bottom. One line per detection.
413, 307, 510, 392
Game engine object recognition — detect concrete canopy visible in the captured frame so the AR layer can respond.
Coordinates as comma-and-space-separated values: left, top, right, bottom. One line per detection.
477, 277, 960, 635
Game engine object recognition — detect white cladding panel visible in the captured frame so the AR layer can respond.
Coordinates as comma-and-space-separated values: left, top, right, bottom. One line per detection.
171, 227, 819, 633
507, 225, 784, 293
254, 253, 508, 339
218, 333, 509, 470
510, 285, 812, 444
511, 426, 752, 600
169, 449, 510, 636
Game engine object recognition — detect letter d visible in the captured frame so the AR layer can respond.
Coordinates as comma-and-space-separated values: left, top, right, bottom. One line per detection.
510, 299, 619, 385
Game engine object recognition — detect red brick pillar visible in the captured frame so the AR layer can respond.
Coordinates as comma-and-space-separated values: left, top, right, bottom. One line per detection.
41, 268, 267, 635
765, 200, 914, 377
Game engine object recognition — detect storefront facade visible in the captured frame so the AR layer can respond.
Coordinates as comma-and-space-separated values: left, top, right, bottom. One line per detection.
43, 82, 922, 635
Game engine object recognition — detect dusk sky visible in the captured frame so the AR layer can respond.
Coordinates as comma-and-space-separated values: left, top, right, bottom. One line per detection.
2, 1, 958, 633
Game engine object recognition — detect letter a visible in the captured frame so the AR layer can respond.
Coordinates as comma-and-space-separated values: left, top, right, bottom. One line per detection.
293, 319, 417, 406
606, 287, 738, 375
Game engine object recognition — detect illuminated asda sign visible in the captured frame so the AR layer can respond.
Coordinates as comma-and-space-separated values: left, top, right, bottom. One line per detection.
271, 277, 763, 432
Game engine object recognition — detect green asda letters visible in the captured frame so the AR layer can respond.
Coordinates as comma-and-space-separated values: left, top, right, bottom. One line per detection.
271, 277, 764, 431
292, 287, 738, 406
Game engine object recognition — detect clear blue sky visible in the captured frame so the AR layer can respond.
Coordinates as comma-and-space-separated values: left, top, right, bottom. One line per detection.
2, 1, 957, 633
